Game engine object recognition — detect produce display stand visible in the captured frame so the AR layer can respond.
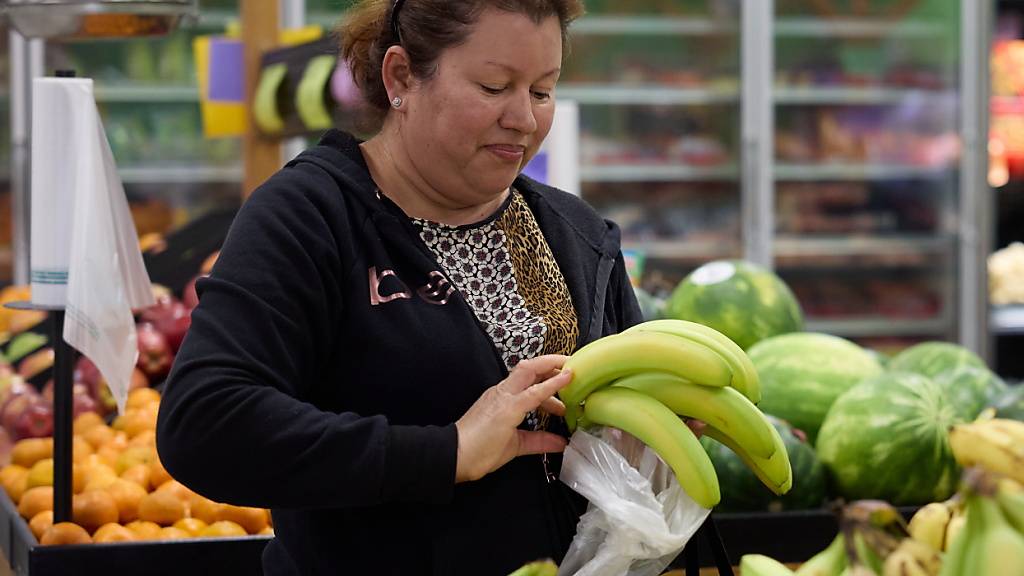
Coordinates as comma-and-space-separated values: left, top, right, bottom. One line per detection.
0, 487, 270, 576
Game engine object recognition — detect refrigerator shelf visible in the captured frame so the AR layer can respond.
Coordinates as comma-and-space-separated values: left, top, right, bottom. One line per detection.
774, 17, 946, 38
774, 235, 953, 257
775, 163, 953, 181
573, 16, 737, 36
621, 240, 738, 260
119, 165, 242, 184
991, 305, 1024, 335
775, 86, 955, 106
805, 316, 950, 338
581, 163, 737, 182
559, 84, 739, 106
95, 84, 199, 103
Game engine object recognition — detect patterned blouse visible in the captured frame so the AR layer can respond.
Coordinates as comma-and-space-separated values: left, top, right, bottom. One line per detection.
411, 189, 579, 429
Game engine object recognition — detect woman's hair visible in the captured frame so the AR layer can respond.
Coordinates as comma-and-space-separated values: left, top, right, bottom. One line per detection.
339, 0, 585, 128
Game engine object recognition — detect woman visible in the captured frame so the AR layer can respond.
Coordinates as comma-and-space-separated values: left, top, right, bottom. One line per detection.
156, 0, 642, 574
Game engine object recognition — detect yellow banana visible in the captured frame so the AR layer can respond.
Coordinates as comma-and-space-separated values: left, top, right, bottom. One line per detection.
943, 514, 966, 553
624, 319, 761, 403
702, 421, 792, 495
579, 386, 721, 508
891, 538, 942, 576
794, 533, 846, 576
907, 502, 952, 552
881, 548, 931, 576
560, 331, 733, 430
612, 372, 776, 459
948, 422, 1024, 484
506, 560, 557, 576
739, 554, 796, 576
980, 418, 1024, 445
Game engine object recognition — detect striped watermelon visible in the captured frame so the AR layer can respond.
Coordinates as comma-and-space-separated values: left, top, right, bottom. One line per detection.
663, 260, 803, 350
747, 333, 884, 443
702, 416, 826, 512
888, 342, 986, 379
815, 372, 962, 505
933, 366, 1007, 420
994, 384, 1024, 421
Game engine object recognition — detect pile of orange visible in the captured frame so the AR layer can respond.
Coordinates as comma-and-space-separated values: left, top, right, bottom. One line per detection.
0, 388, 273, 545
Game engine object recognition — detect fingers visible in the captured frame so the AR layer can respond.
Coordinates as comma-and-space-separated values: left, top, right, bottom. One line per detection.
521, 369, 572, 410
499, 355, 569, 393
516, 430, 568, 456
537, 395, 566, 417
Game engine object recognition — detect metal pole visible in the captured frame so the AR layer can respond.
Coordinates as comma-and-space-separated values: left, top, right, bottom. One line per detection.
9, 32, 44, 286
741, 0, 774, 267
51, 311, 73, 523
959, 0, 992, 357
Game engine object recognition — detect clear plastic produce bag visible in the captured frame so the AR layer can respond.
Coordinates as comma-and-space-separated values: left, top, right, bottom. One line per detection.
558, 427, 711, 576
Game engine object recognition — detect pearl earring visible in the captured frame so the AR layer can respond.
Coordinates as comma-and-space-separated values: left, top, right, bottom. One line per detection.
391, 96, 403, 108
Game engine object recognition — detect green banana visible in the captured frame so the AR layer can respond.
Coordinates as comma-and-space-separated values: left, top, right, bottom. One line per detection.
997, 483, 1024, 534
702, 421, 792, 494
624, 319, 761, 403
612, 372, 776, 459
795, 534, 846, 576
560, 331, 734, 430
740, 554, 796, 576
579, 386, 721, 508
960, 492, 1024, 575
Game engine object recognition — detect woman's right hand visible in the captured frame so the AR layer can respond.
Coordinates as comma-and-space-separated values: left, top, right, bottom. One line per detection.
454, 355, 573, 483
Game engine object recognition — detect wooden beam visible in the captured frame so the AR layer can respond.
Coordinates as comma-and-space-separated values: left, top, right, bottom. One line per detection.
241, 0, 281, 198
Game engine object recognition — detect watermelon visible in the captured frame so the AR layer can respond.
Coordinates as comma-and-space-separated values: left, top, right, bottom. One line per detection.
815, 372, 962, 505
702, 416, 826, 512
663, 260, 803, 350
748, 332, 884, 443
933, 366, 1008, 420
993, 384, 1024, 421
633, 286, 664, 322
888, 341, 987, 379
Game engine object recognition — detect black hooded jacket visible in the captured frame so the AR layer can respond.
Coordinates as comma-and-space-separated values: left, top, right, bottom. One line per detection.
156, 130, 643, 575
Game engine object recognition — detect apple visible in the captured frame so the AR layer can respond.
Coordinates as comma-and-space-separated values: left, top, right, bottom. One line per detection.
182, 274, 204, 310
72, 385, 99, 420
136, 323, 174, 381
0, 378, 39, 417
18, 348, 54, 382
0, 426, 12, 466
11, 397, 54, 440
140, 296, 192, 352
1, 386, 42, 440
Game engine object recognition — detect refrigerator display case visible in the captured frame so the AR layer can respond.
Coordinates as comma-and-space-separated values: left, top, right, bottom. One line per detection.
569, 0, 989, 356
561, 0, 745, 296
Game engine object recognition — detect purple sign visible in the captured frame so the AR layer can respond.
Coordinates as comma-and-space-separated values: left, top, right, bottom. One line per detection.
207, 38, 244, 102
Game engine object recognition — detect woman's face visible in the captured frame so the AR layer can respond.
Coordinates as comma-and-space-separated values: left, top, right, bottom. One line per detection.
400, 8, 563, 206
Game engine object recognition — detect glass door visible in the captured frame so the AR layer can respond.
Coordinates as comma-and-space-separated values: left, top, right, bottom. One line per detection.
562, 0, 743, 298
771, 0, 963, 355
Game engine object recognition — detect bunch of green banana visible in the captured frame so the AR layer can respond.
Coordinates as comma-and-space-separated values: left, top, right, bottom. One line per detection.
880, 537, 943, 576
794, 534, 846, 576
558, 319, 789, 509
740, 554, 797, 575
948, 417, 1024, 485
937, 469, 1024, 576
506, 559, 557, 576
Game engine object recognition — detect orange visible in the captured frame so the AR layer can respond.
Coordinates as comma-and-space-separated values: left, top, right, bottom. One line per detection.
217, 504, 268, 535
93, 523, 138, 543
198, 520, 246, 538
172, 517, 208, 536
18, 486, 53, 520
11, 438, 53, 468
258, 526, 274, 536
7, 472, 28, 504
120, 464, 152, 491
72, 490, 119, 534
0, 465, 28, 498
73, 412, 105, 435
96, 444, 124, 470
128, 430, 156, 449
126, 388, 161, 411
137, 491, 185, 526
40, 522, 92, 545
29, 510, 53, 541
115, 446, 156, 475
158, 526, 190, 540
189, 495, 224, 525
104, 479, 147, 524
25, 458, 53, 489
266, 508, 273, 527
149, 455, 172, 488
122, 407, 158, 439
125, 520, 162, 540
72, 436, 95, 464
83, 425, 115, 451
156, 480, 197, 505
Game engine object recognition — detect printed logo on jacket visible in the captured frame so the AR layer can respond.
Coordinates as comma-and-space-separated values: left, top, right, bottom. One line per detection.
368, 267, 454, 306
